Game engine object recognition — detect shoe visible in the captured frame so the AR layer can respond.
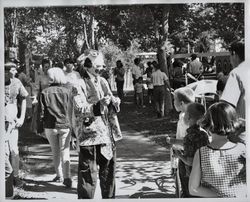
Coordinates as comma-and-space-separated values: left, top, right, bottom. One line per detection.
52, 176, 63, 182
13, 177, 25, 188
63, 178, 72, 188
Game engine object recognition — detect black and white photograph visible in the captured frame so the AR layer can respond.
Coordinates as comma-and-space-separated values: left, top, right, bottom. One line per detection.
1, 0, 249, 200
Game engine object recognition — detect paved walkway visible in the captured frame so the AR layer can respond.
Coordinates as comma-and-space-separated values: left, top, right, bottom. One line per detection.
15, 122, 175, 199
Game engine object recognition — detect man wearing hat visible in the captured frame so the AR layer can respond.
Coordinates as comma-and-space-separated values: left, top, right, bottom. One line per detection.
73, 50, 122, 199
5, 62, 28, 189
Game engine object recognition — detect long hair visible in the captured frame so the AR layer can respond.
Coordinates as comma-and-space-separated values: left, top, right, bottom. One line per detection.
47, 67, 67, 85
200, 102, 241, 136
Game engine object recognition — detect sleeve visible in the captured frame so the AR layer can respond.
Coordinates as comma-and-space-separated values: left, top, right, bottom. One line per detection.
100, 76, 112, 96
220, 70, 241, 108
18, 80, 29, 98
72, 83, 101, 117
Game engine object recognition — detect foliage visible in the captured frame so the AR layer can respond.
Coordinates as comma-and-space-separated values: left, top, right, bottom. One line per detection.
4, 3, 244, 65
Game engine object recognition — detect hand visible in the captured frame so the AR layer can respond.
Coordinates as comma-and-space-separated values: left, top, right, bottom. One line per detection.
100, 96, 111, 106
70, 138, 77, 150
32, 97, 38, 104
15, 118, 24, 128
173, 149, 182, 158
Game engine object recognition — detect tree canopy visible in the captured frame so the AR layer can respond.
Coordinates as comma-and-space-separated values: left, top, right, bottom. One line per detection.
4, 3, 244, 66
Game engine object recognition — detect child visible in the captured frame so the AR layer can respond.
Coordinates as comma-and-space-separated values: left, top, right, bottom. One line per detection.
134, 77, 145, 107
166, 87, 195, 197
189, 102, 246, 198
146, 71, 154, 104
174, 102, 209, 197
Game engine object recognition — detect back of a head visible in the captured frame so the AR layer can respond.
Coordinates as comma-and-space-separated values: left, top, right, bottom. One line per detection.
200, 102, 241, 136
174, 87, 195, 104
186, 103, 205, 123
42, 58, 50, 67
47, 67, 67, 85
230, 41, 245, 61
134, 58, 140, 65
191, 54, 197, 61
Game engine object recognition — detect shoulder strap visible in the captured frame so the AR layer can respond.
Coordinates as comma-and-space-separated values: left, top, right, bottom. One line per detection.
199, 148, 202, 176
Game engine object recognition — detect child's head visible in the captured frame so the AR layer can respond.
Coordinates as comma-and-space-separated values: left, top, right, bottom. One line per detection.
184, 102, 205, 127
138, 77, 143, 83
173, 87, 195, 112
200, 102, 241, 136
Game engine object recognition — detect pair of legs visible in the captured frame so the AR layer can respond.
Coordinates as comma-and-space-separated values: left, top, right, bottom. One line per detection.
136, 92, 144, 106
116, 80, 124, 101
77, 145, 116, 199
8, 128, 20, 179
148, 89, 154, 104
5, 140, 14, 197
153, 86, 165, 117
45, 128, 71, 180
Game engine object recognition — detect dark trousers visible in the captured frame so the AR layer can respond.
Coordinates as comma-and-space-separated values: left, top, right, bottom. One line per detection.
77, 145, 116, 199
153, 86, 165, 117
178, 160, 190, 197
116, 80, 124, 100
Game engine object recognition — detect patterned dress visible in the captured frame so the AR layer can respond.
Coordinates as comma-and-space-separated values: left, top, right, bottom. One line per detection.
199, 143, 246, 197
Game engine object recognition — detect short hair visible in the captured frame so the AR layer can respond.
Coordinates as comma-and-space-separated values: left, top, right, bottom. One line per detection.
174, 87, 195, 104
191, 54, 197, 61
138, 76, 143, 81
200, 102, 241, 136
42, 58, 50, 67
84, 57, 92, 68
186, 103, 205, 123
116, 60, 123, 67
47, 67, 67, 84
229, 41, 245, 61
134, 58, 140, 65
64, 58, 74, 65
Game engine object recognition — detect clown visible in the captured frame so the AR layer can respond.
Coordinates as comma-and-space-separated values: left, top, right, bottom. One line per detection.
72, 49, 122, 199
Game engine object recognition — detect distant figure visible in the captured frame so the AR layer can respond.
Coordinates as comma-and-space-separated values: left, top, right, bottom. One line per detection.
64, 58, 81, 85
172, 60, 184, 89
132, 58, 144, 103
114, 60, 125, 101
151, 64, 169, 118
188, 54, 203, 77
134, 77, 145, 107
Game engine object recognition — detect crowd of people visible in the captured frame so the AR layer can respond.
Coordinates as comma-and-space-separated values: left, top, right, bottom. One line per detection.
5, 49, 122, 199
166, 41, 247, 198
4, 41, 247, 199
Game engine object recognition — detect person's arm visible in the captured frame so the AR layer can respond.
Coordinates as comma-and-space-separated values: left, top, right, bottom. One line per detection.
174, 150, 193, 166
16, 99, 27, 127
16, 81, 29, 127
189, 150, 218, 197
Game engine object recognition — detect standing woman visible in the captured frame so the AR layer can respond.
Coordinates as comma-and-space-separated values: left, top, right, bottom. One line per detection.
38, 67, 72, 187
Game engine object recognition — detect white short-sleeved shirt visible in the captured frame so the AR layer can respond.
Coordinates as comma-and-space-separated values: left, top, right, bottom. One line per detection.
151, 69, 168, 86
220, 62, 248, 120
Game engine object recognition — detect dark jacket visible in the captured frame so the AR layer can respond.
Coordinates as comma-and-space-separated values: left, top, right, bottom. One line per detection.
39, 83, 71, 129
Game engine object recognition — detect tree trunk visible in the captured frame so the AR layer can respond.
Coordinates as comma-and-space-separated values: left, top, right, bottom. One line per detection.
157, 6, 173, 115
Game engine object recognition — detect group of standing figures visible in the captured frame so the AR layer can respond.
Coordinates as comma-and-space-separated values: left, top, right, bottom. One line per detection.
5, 49, 122, 199
4, 41, 248, 199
